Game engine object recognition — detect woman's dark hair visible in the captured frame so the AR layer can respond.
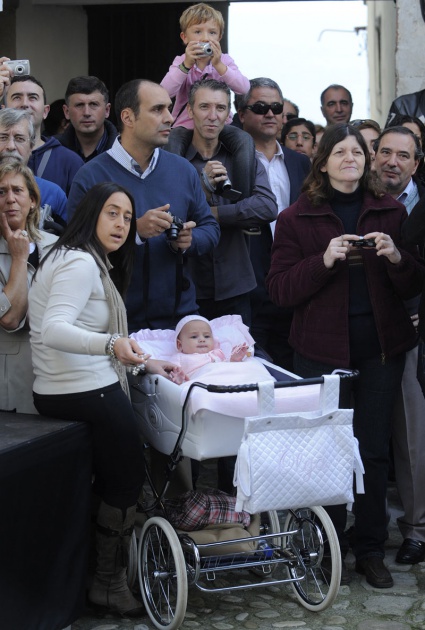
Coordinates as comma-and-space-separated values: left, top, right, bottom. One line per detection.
303, 123, 382, 206
281, 117, 316, 145
40, 182, 137, 296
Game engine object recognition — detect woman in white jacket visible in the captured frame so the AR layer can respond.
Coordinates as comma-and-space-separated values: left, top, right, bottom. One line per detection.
29, 181, 177, 617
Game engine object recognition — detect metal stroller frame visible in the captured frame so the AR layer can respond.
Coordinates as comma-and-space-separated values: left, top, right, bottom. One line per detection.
133, 374, 355, 630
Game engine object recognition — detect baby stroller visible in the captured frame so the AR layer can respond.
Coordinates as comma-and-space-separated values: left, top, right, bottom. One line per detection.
130, 366, 360, 630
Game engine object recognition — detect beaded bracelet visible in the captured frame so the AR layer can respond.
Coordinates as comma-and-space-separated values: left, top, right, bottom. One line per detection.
106, 333, 122, 358
132, 361, 147, 376
179, 62, 190, 74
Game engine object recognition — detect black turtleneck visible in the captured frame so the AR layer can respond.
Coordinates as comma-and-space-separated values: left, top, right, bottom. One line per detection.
330, 187, 381, 361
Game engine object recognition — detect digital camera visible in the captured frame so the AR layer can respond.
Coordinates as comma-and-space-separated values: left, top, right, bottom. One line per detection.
215, 176, 242, 202
165, 214, 185, 241
348, 238, 376, 248
198, 42, 213, 57
5, 59, 30, 75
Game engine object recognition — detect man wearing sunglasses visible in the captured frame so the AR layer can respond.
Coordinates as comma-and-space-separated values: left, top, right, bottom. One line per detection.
238, 77, 311, 372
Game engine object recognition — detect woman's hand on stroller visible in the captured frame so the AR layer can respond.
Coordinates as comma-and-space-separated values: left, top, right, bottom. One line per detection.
230, 343, 250, 362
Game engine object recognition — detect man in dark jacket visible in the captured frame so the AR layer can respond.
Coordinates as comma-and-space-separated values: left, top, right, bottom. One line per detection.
57, 76, 117, 163
386, 88, 425, 126
238, 77, 311, 371
4, 75, 83, 195
375, 126, 425, 566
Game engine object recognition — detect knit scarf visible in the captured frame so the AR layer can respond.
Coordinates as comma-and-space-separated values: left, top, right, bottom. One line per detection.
86, 244, 130, 398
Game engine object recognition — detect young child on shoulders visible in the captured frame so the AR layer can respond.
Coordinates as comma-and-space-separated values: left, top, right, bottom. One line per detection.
160, 2, 249, 129
170, 315, 249, 383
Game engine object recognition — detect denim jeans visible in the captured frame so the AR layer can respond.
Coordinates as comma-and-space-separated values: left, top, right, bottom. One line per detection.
294, 351, 406, 560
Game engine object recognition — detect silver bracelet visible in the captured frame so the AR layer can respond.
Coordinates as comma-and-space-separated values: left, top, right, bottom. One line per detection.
132, 359, 148, 376
201, 168, 216, 193
107, 333, 122, 358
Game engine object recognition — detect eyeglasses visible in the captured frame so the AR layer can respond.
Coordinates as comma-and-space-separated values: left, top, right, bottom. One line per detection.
350, 119, 381, 133
0, 134, 30, 145
245, 102, 284, 115
287, 132, 313, 142
283, 113, 298, 121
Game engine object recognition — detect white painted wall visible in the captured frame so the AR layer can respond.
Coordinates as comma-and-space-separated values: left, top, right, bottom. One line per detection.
395, 0, 425, 96
15, 0, 88, 103
367, 0, 425, 125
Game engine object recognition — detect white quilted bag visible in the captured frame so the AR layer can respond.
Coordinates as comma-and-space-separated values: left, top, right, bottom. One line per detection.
234, 376, 364, 513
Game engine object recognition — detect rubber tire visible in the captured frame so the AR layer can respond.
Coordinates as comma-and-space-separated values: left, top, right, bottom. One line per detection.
138, 516, 188, 630
127, 530, 138, 589
283, 506, 341, 611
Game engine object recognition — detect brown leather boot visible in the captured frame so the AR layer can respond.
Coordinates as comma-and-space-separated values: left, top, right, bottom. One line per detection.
88, 502, 144, 617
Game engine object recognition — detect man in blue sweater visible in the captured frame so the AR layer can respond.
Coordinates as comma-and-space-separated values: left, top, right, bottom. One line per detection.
67, 79, 220, 331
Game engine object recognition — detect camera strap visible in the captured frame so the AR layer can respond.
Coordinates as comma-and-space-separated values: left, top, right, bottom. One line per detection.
142, 241, 185, 327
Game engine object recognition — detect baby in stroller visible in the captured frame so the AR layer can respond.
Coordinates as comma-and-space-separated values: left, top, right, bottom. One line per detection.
169, 315, 250, 383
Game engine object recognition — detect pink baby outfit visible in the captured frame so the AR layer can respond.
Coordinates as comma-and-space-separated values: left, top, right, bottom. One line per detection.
176, 348, 226, 379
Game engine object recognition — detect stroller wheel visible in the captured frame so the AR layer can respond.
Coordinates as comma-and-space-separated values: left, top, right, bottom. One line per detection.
127, 529, 138, 589
138, 516, 188, 630
283, 506, 341, 611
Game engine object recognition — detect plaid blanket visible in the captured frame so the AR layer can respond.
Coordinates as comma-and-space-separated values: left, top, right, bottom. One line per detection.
164, 488, 251, 531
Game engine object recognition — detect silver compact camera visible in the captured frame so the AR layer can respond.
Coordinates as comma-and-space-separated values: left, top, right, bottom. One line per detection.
5, 59, 30, 75
198, 42, 213, 57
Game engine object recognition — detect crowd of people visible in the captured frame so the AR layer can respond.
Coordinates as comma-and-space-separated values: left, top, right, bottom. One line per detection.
1, 0, 425, 619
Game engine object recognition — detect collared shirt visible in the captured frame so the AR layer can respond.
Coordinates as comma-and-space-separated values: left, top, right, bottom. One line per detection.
108, 137, 159, 179
108, 138, 160, 245
397, 178, 419, 215
255, 141, 290, 236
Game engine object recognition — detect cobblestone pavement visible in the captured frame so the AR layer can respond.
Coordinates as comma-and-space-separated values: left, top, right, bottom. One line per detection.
72, 463, 425, 630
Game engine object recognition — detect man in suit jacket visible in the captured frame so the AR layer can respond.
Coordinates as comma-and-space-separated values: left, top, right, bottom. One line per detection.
374, 126, 425, 565
238, 78, 311, 371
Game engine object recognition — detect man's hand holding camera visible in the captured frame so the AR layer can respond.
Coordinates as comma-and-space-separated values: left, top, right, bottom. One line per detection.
168, 220, 196, 252
135, 204, 195, 251
201, 160, 228, 216
136, 204, 173, 238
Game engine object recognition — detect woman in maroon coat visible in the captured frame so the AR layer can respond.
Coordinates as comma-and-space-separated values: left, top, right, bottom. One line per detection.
267, 123, 425, 589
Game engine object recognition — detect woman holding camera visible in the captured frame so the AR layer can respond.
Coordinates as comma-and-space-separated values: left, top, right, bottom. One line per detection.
29, 182, 178, 617
267, 123, 425, 588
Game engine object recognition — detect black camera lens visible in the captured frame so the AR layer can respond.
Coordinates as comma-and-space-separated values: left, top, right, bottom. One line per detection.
215, 178, 232, 194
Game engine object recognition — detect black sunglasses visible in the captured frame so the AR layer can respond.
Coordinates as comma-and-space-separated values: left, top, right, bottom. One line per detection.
245, 101, 284, 115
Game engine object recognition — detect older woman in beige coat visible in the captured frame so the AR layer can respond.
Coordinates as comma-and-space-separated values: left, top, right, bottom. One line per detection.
0, 159, 57, 413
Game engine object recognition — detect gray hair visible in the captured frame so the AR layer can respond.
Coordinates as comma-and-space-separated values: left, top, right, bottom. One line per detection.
237, 78, 284, 112
282, 97, 300, 116
0, 108, 36, 149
